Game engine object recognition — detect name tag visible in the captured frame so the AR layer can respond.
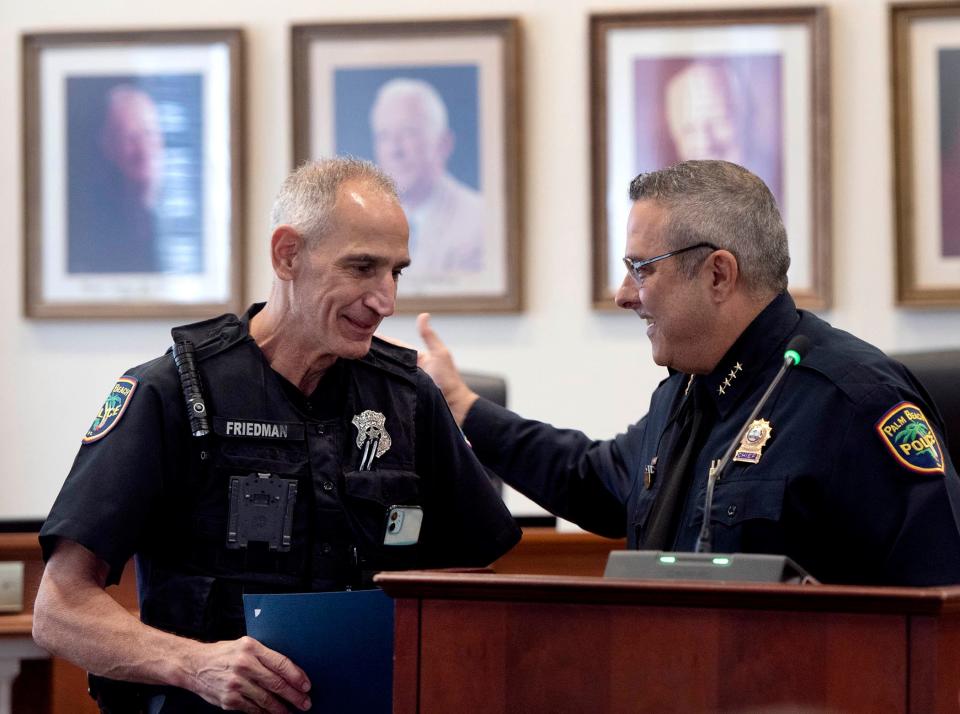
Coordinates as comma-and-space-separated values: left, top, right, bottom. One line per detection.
214, 417, 304, 441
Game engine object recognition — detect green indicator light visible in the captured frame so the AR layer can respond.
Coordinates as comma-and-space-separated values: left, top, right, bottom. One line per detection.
784, 349, 801, 365
712, 557, 731, 566
659, 556, 677, 564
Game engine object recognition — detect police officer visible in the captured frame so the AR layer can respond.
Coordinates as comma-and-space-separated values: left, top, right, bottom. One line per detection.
33, 158, 520, 713
417, 159, 960, 586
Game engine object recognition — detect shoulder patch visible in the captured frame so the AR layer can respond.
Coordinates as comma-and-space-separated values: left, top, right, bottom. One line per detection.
875, 401, 945, 475
83, 377, 138, 444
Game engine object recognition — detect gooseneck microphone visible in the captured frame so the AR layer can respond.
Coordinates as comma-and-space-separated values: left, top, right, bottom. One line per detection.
694, 335, 810, 554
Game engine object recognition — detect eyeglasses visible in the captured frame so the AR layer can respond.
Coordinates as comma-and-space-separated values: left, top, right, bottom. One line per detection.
622, 242, 720, 285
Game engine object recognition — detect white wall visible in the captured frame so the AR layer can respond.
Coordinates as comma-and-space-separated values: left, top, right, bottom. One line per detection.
2, 0, 960, 520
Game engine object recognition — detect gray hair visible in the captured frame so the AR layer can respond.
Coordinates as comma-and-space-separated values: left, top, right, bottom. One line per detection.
628, 160, 789, 295
370, 78, 449, 138
270, 157, 398, 246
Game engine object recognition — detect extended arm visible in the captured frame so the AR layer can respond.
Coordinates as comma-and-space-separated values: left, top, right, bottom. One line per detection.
33, 539, 312, 713
416, 313, 635, 537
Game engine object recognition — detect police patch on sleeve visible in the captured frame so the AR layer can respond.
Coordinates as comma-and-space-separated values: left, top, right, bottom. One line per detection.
82, 377, 138, 444
875, 401, 945, 475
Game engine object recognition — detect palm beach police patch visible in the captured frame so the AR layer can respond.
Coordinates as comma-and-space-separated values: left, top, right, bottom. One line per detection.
875, 401, 945, 475
83, 377, 138, 444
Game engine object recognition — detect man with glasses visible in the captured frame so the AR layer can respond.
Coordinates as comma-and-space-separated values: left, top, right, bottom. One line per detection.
416, 159, 960, 586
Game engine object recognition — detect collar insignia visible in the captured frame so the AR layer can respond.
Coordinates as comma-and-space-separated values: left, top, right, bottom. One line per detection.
875, 402, 945, 475
352, 410, 392, 471
83, 376, 138, 444
733, 418, 772, 464
718, 362, 744, 396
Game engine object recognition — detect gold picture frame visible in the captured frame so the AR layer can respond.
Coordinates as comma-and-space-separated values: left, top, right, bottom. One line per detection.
892, 2, 960, 306
292, 19, 523, 313
590, 7, 831, 310
23, 29, 245, 318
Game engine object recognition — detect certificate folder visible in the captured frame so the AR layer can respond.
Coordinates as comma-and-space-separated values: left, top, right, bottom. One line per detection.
243, 589, 394, 714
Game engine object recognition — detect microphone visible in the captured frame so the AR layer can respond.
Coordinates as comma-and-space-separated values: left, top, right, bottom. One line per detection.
694, 335, 810, 553
603, 335, 816, 583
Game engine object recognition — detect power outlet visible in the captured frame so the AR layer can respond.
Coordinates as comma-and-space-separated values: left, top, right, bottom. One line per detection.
0, 562, 24, 613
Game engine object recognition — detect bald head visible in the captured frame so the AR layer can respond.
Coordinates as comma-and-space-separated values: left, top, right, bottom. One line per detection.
664, 61, 746, 164
369, 78, 454, 205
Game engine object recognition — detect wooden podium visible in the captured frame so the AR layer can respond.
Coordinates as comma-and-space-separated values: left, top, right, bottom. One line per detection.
375, 571, 960, 713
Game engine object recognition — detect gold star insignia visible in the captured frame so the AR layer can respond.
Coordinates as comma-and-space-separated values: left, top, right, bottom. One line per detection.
723, 377, 732, 388
734, 362, 743, 372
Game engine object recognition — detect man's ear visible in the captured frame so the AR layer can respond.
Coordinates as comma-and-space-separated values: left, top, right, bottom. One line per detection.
706, 249, 739, 302
271, 225, 304, 280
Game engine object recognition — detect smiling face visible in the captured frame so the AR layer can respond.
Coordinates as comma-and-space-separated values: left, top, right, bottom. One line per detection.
289, 179, 410, 360
615, 199, 716, 373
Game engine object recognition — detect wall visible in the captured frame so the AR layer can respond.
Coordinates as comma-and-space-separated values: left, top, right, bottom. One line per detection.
2, 0, 959, 519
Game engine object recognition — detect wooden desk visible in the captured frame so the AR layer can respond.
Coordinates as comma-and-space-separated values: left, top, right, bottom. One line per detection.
378, 570, 960, 714
0, 532, 137, 714
0, 534, 48, 714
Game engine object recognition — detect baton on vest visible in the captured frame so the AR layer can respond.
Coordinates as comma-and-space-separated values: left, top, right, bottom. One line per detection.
172, 339, 210, 437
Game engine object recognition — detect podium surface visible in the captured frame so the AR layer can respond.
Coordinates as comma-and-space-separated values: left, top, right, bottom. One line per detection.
376, 571, 960, 713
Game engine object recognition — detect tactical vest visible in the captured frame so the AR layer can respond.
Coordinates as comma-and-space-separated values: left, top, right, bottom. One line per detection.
137, 310, 423, 642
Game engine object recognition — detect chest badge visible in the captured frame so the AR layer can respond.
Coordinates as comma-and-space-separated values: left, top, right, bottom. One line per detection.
352, 410, 392, 471
732, 419, 772, 464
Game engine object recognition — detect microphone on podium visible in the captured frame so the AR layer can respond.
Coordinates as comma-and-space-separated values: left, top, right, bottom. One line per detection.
604, 335, 817, 584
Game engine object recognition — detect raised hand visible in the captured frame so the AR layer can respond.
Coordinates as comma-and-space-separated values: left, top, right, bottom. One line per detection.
416, 313, 479, 426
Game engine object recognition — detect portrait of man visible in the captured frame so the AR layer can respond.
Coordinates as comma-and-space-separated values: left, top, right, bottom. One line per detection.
370, 78, 484, 275
939, 47, 960, 258
633, 55, 784, 211
333, 66, 488, 292
67, 75, 204, 274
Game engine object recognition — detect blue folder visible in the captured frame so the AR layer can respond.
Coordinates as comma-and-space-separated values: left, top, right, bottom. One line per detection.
243, 589, 394, 713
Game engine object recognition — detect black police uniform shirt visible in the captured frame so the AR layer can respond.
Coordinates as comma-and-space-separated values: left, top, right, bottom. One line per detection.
41, 304, 520, 641
464, 292, 960, 586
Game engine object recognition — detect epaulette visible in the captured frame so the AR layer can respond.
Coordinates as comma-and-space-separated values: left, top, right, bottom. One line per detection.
358, 337, 418, 385
170, 312, 248, 362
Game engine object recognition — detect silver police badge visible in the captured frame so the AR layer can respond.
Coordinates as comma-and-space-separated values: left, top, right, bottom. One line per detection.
352, 410, 392, 471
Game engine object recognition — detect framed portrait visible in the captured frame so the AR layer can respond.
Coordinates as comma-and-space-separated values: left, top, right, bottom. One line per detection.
23, 29, 244, 318
292, 19, 522, 313
590, 8, 831, 310
892, 2, 960, 306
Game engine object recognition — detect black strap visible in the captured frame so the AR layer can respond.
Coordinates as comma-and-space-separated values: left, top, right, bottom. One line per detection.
640, 378, 713, 550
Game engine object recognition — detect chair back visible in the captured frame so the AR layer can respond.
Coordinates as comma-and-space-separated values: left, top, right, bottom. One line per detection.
461, 371, 508, 408
893, 350, 960, 466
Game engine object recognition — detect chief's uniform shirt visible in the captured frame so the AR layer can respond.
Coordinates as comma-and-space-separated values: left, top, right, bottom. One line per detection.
464, 293, 960, 585
41, 305, 520, 617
